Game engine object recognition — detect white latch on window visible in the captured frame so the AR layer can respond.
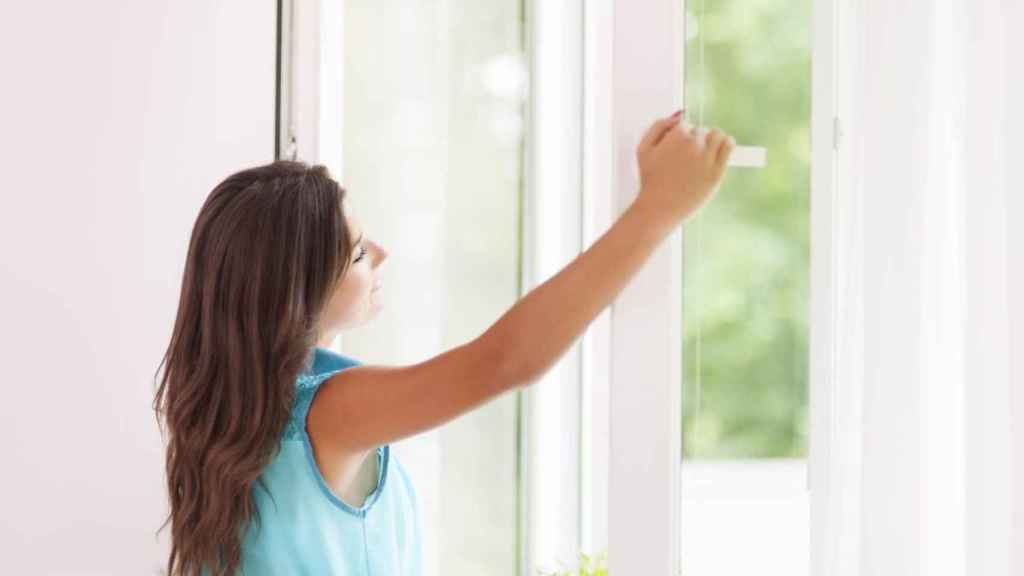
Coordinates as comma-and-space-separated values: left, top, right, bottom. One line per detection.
691, 126, 767, 169
729, 145, 767, 169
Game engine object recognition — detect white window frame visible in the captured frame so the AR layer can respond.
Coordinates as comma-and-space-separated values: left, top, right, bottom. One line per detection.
579, 0, 614, 562
283, 0, 838, 571
592, 0, 836, 572
275, 0, 342, 174
284, 2, 528, 575
521, 0, 585, 573
604, 0, 686, 573
527, 1, 686, 572
809, 0, 839, 572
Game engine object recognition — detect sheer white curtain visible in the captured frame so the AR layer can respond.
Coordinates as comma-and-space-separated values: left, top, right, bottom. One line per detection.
817, 0, 1024, 574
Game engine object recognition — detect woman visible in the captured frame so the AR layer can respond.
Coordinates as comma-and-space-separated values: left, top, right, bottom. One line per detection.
153, 110, 733, 575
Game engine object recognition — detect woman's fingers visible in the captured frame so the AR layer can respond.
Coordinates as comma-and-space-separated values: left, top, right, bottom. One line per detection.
639, 109, 685, 150
712, 133, 736, 181
704, 128, 726, 164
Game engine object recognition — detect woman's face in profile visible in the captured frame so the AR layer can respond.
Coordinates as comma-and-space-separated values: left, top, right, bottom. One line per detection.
319, 199, 388, 338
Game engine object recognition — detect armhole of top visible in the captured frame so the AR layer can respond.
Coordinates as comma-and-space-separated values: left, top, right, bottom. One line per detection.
298, 363, 392, 516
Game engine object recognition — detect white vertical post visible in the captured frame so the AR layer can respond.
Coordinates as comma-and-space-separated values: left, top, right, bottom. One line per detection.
809, 0, 837, 573
607, 0, 684, 573
316, 0, 344, 178
289, 0, 321, 163
282, 0, 343, 175
276, 0, 296, 160
523, 0, 584, 572
580, 0, 614, 558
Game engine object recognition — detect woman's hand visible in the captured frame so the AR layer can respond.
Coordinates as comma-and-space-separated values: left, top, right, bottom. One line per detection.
633, 110, 734, 232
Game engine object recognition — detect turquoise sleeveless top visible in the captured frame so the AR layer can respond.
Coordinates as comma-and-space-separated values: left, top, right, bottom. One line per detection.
236, 347, 422, 575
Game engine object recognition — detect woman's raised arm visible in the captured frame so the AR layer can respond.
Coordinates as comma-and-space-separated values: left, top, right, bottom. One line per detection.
309, 111, 734, 454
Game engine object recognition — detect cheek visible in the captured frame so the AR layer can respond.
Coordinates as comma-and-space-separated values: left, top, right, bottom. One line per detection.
352, 267, 374, 296
323, 266, 378, 328
335, 268, 374, 309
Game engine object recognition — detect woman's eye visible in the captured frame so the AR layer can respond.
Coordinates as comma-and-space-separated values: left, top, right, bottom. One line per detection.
353, 245, 368, 263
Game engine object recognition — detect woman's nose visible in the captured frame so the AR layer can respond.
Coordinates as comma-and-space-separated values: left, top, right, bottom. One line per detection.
370, 240, 388, 266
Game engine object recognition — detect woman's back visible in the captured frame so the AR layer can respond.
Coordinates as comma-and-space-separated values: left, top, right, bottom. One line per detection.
238, 347, 421, 575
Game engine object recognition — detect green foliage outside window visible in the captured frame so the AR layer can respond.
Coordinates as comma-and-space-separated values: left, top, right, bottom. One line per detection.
682, 0, 812, 459
537, 551, 607, 576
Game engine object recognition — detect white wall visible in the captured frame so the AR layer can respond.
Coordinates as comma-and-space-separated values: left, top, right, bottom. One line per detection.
0, 2, 276, 573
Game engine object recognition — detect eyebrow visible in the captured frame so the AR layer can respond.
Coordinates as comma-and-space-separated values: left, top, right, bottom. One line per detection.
352, 232, 364, 248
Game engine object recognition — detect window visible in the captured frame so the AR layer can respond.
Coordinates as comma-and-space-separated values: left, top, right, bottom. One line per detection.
287, 0, 826, 572
682, 0, 810, 461
288, 2, 528, 575
680, 0, 812, 573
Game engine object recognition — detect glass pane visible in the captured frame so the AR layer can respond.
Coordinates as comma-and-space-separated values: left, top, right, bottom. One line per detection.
682, 0, 811, 461
679, 0, 812, 573
337, 2, 526, 576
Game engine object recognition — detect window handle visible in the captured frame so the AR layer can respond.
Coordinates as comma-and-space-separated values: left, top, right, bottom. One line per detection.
728, 145, 767, 169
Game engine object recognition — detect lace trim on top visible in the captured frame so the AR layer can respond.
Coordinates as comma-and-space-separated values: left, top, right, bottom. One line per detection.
282, 348, 360, 441
283, 371, 337, 441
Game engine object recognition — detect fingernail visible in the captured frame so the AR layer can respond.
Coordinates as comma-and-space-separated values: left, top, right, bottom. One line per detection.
671, 109, 683, 118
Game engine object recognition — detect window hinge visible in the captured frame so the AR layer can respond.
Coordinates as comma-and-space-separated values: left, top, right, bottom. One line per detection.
285, 134, 298, 161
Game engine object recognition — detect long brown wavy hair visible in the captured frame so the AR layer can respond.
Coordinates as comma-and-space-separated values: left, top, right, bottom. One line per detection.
152, 160, 354, 576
